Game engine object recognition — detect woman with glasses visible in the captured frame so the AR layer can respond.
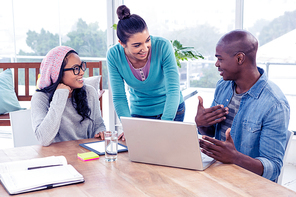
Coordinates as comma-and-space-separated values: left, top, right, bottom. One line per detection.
31, 46, 106, 146
107, 5, 185, 141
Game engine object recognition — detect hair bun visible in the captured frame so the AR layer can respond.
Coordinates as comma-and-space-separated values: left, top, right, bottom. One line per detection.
117, 5, 130, 20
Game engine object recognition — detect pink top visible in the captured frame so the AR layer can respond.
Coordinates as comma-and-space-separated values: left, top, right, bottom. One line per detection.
125, 49, 151, 81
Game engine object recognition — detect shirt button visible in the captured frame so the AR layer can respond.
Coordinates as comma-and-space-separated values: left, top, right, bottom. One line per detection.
226, 99, 229, 102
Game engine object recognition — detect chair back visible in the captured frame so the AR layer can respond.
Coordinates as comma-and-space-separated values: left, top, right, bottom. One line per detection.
277, 130, 294, 185
9, 109, 40, 147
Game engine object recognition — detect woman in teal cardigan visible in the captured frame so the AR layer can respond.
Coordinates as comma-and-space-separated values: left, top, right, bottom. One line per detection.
107, 5, 185, 140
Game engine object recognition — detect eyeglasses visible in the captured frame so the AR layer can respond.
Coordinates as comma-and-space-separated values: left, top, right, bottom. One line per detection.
63, 61, 87, 75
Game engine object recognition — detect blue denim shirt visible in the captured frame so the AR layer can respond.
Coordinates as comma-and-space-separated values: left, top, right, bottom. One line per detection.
211, 67, 290, 181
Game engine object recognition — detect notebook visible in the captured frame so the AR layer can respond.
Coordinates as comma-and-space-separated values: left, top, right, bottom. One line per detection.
121, 117, 215, 170
0, 156, 84, 195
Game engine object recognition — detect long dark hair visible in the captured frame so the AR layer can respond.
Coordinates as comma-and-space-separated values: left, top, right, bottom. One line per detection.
37, 50, 92, 123
116, 5, 147, 44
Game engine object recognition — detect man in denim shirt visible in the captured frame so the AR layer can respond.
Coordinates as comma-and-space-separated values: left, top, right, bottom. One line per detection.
195, 30, 290, 181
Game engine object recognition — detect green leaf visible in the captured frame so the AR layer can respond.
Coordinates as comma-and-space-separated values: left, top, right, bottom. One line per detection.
170, 39, 204, 67
111, 24, 117, 30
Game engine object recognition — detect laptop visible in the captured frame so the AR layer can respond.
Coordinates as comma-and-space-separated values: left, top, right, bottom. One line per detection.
121, 117, 215, 170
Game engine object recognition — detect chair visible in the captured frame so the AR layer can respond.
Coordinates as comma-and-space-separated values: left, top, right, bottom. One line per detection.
83, 62, 105, 115
277, 130, 294, 185
9, 109, 40, 147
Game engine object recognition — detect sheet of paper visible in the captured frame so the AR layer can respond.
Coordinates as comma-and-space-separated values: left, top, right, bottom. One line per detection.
0, 156, 67, 174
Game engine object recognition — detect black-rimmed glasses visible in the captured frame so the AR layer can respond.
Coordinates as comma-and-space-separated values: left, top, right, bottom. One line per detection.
63, 61, 87, 75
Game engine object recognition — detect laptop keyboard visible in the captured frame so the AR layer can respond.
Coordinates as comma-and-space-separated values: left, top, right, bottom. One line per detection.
201, 152, 213, 162
201, 152, 207, 160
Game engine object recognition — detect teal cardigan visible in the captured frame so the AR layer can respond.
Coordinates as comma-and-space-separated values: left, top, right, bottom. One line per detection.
107, 36, 183, 120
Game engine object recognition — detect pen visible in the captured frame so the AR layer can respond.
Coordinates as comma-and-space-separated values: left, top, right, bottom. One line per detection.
27, 164, 63, 170
183, 90, 198, 101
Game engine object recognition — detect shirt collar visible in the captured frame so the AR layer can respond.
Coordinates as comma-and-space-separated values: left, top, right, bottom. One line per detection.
231, 67, 267, 99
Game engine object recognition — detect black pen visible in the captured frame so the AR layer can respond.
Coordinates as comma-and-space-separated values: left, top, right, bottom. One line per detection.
27, 164, 63, 170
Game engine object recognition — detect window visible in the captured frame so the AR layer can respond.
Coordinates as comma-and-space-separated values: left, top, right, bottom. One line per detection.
0, 1, 14, 62
0, 0, 108, 83
245, 0, 296, 131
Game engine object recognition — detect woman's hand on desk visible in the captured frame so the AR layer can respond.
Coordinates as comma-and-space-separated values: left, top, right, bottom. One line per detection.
118, 132, 125, 141
95, 131, 125, 141
94, 132, 104, 140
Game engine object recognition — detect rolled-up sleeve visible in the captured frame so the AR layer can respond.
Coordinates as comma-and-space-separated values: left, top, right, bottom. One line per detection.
257, 157, 276, 180
257, 101, 290, 181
